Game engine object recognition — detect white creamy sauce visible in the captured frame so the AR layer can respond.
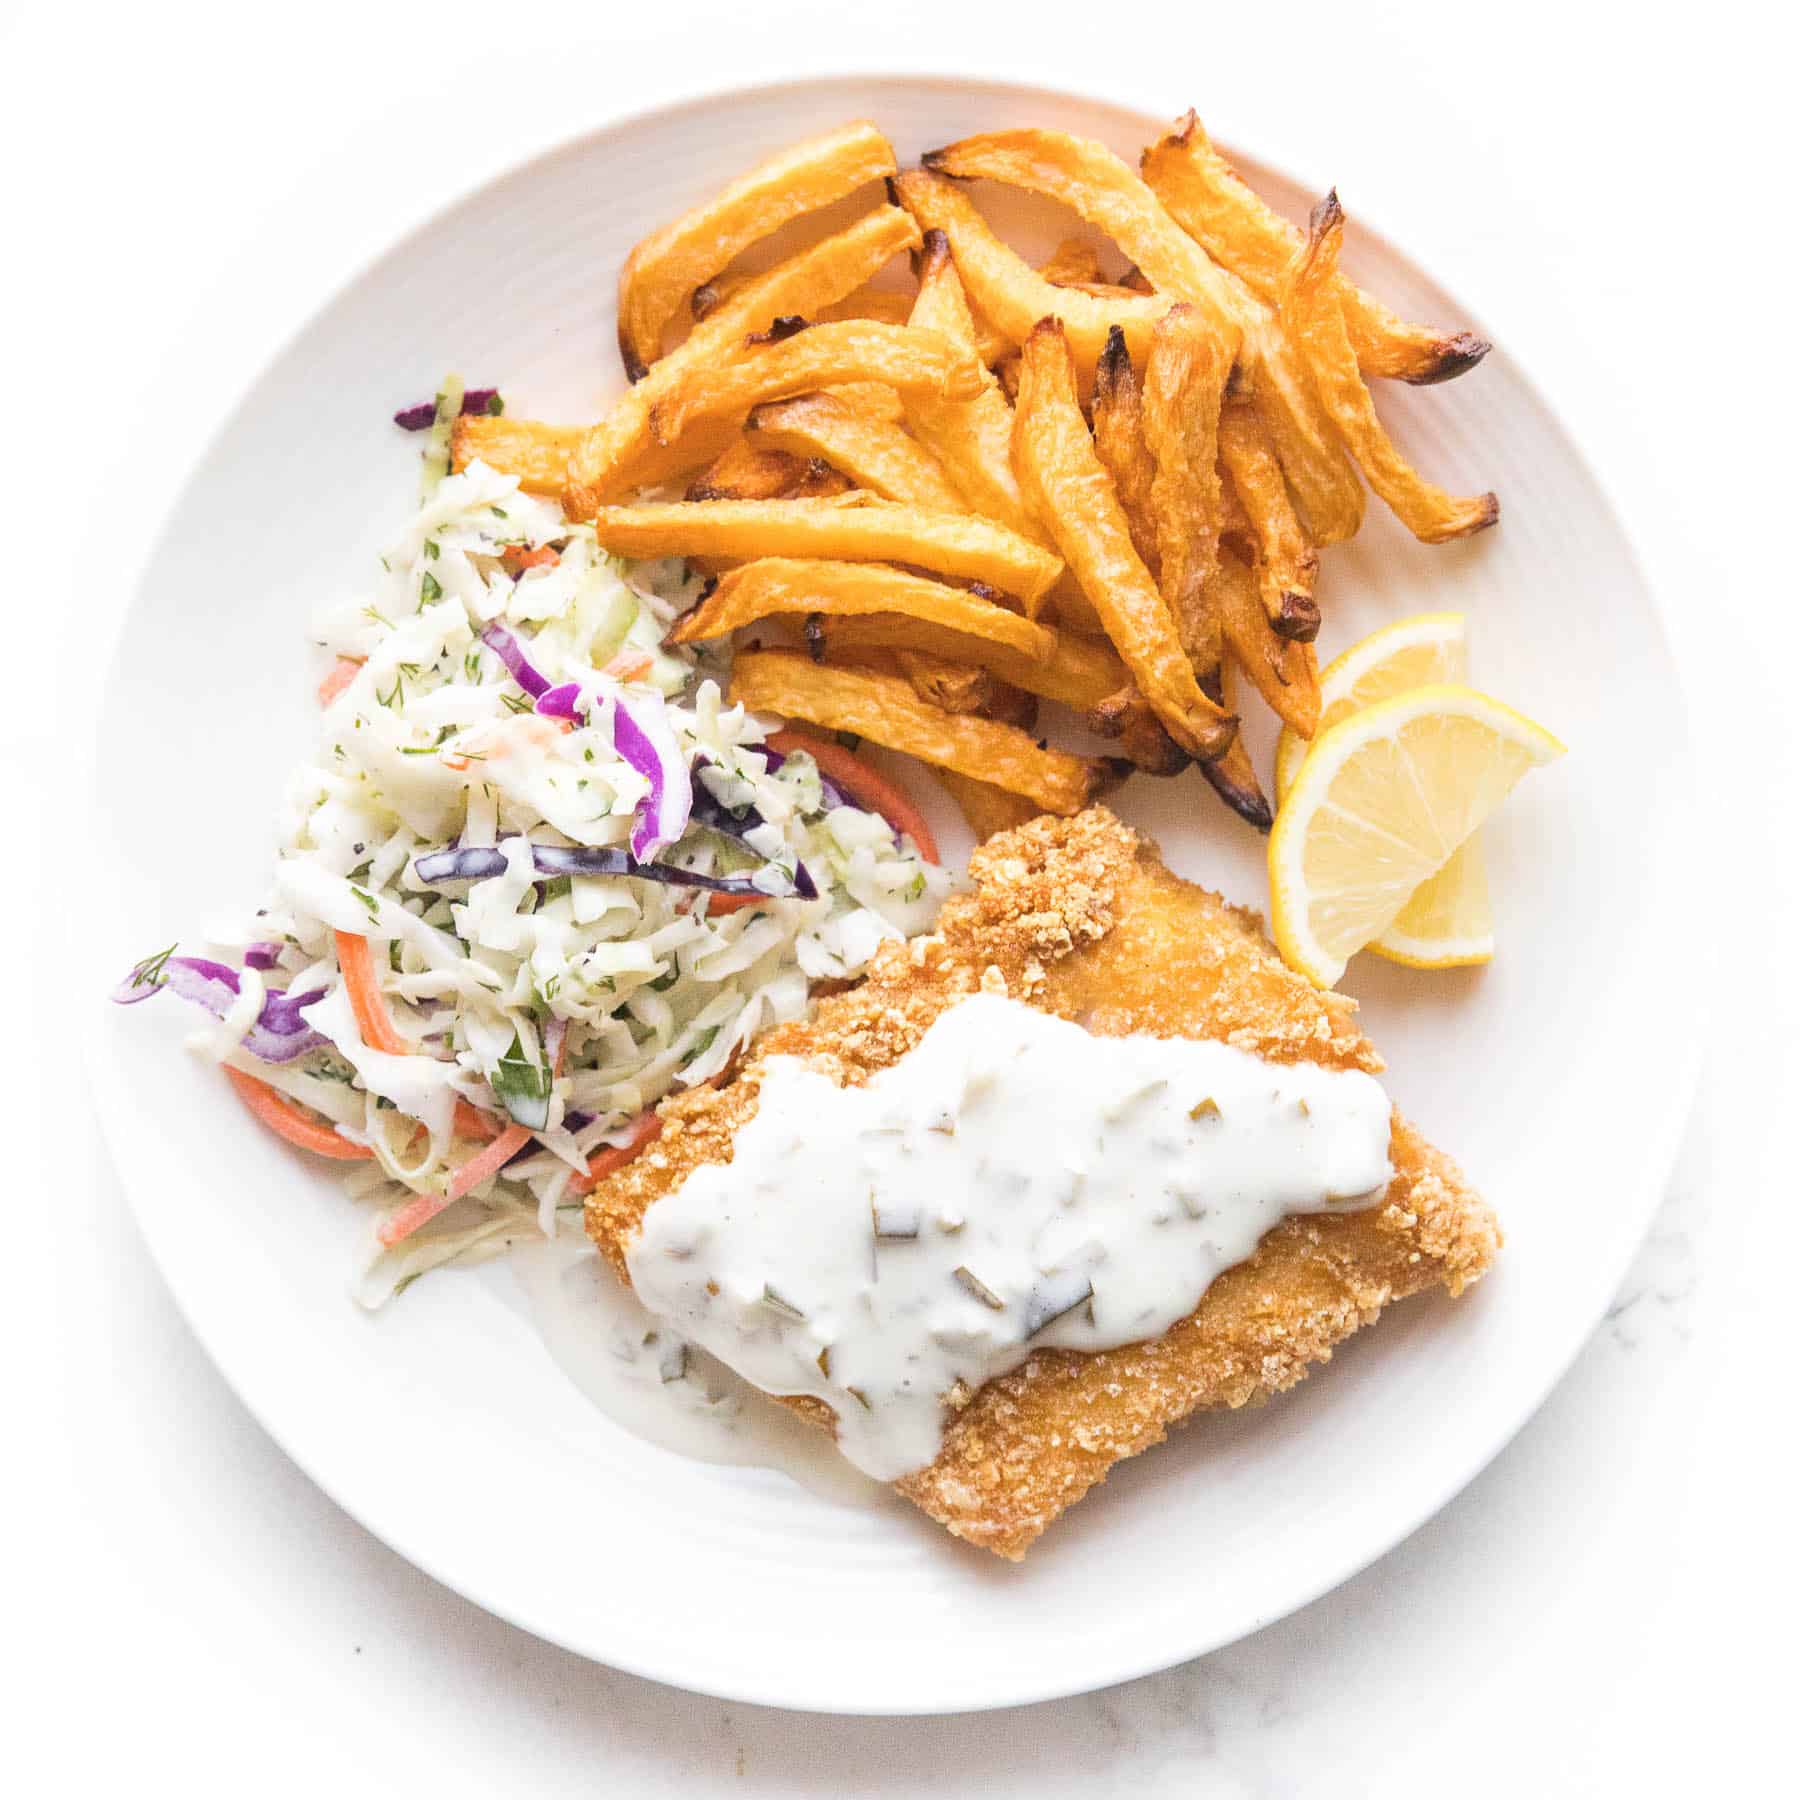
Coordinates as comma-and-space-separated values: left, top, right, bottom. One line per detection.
626, 994, 1393, 1482
513, 1235, 894, 1509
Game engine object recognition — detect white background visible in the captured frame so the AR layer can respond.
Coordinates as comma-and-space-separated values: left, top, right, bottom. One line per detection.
6, 2, 1795, 1793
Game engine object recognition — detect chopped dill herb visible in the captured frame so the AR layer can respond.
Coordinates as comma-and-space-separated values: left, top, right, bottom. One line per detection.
126, 941, 178, 992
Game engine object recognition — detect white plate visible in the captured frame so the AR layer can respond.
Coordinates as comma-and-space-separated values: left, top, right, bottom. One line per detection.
89, 76, 1701, 1713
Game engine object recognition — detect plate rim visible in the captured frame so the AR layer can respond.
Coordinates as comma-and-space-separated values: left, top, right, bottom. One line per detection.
86, 69, 1711, 1714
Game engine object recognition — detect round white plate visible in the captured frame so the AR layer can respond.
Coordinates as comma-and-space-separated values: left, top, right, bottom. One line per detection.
90, 76, 1701, 1713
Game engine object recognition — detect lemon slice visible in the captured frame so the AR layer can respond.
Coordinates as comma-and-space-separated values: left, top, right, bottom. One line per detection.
1274, 611, 1471, 799
1277, 612, 1493, 968
1268, 684, 1564, 989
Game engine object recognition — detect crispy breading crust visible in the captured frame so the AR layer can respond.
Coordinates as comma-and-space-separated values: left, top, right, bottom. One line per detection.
586, 808, 1498, 1558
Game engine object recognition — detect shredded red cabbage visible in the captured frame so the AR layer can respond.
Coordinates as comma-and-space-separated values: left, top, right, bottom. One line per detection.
111, 954, 328, 1064
243, 941, 284, 970
480, 623, 551, 699
534, 682, 585, 723
413, 843, 806, 899
613, 696, 692, 859
393, 387, 504, 431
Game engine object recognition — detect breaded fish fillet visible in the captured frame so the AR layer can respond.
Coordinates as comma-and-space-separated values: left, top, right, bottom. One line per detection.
586, 808, 1498, 1559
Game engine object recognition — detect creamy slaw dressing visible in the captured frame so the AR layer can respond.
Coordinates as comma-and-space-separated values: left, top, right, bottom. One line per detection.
627, 994, 1394, 1482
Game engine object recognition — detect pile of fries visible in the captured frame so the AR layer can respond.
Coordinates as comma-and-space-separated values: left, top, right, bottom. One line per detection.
452, 113, 1496, 835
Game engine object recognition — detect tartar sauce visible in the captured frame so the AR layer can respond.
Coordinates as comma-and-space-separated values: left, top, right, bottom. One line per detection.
626, 994, 1392, 1482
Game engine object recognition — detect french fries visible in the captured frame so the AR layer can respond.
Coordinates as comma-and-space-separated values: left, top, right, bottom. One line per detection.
450, 416, 584, 495
616, 121, 896, 381
934, 767, 1043, 841
1040, 237, 1107, 287
686, 440, 850, 502
668, 558, 1055, 660
1216, 400, 1319, 640
1141, 112, 1489, 385
925, 131, 1241, 336
589, 498, 1064, 607
729, 650, 1123, 815
1213, 546, 1321, 738
901, 230, 1049, 544
917, 134, 1364, 545
1010, 318, 1235, 762
746, 391, 968, 511
1196, 659, 1273, 830
1089, 327, 1161, 576
648, 320, 985, 450
806, 609, 1121, 712
891, 169, 1173, 378
550, 108, 1504, 840
1282, 194, 1499, 543
1142, 303, 1236, 675
815, 288, 916, 327
566, 205, 920, 514
889, 648, 998, 715
1083, 684, 1191, 777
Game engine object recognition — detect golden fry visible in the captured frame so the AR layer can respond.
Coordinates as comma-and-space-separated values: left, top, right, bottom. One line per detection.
1089, 327, 1161, 577
729, 650, 1121, 814
891, 169, 1172, 379
685, 439, 849, 502
616, 121, 896, 381
808, 610, 1122, 712
1213, 546, 1321, 738
933, 767, 1042, 841
918, 133, 1362, 543
648, 320, 984, 449
1010, 317, 1235, 761
450, 416, 584, 495
1081, 684, 1189, 776
566, 206, 920, 515
1141, 112, 1489, 385
747, 391, 967, 511
1142, 302, 1236, 675
925, 129, 1243, 335
889, 647, 997, 715
902, 230, 1049, 544
1217, 399, 1320, 640
1039, 237, 1106, 287
668, 558, 1055, 660
1282, 194, 1499, 543
814, 288, 915, 327
590, 498, 1062, 606
1196, 658, 1273, 830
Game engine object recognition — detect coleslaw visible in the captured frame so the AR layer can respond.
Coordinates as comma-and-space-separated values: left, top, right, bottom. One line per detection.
115, 413, 948, 1304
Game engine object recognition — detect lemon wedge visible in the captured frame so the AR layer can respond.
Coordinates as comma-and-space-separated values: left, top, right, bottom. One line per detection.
1268, 684, 1564, 989
1277, 612, 1495, 969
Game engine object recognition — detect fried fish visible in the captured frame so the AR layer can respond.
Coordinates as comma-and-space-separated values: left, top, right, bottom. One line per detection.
585, 807, 1498, 1558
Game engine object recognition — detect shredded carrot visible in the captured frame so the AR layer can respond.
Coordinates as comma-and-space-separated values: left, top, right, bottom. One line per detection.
317, 657, 364, 706
502, 544, 561, 574
605, 649, 655, 683
567, 1112, 663, 1196
766, 728, 941, 864
380, 1121, 536, 1247
224, 1065, 373, 1161
453, 1100, 505, 1141
333, 930, 411, 1056
702, 891, 767, 916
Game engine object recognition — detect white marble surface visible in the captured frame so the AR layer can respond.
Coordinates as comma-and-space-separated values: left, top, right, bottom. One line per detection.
8, 1, 1795, 1791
